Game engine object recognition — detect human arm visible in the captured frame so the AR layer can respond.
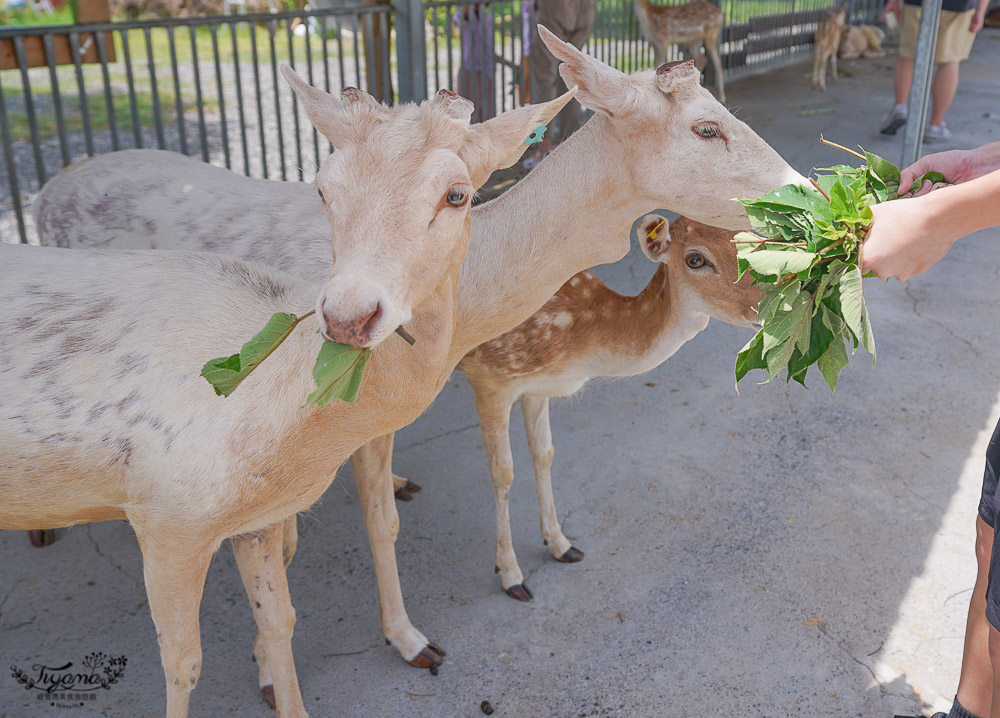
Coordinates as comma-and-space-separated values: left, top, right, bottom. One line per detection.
971, 0, 990, 33
882, 0, 899, 23
862, 168, 1000, 281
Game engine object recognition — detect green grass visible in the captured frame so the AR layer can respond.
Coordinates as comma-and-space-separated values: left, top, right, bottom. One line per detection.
1, 2, 75, 27
3, 85, 217, 141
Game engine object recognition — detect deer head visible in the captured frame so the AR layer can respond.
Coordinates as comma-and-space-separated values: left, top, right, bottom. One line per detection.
638, 213, 761, 328
281, 66, 575, 347
539, 27, 806, 231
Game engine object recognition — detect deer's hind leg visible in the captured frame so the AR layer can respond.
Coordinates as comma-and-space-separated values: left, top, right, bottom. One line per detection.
704, 30, 725, 103
132, 522, 218, 718
520, 394, 583, 565
472, 384, 532, 601
232, 521, 308, 718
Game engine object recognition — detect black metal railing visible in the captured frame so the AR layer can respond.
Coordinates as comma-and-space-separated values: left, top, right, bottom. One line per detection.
2, 0, 896, 244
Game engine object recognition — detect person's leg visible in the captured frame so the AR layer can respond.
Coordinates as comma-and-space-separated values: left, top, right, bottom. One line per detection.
895, 56, 915, 107
955, 516, 995, 717
929, 61, 960, 128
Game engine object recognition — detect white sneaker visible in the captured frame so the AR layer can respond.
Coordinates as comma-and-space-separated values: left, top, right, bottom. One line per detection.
924, 123, 952, 143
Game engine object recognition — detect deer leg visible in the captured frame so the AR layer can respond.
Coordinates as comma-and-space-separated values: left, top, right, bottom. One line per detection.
830, 50, 839, 83
688, 40, 706, 71
249, 514, 298, 708
704, 33, 725, 103
352, 435, 445, 667
473, 388, 530, 601
232, 522, 308, 718
520, 394, 583, 564
132, 524, 216, 718
812, 48, 824, 89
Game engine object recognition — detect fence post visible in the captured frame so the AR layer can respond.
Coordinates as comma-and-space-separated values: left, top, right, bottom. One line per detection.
394, 0, 427, 103
900, 0, 942, 168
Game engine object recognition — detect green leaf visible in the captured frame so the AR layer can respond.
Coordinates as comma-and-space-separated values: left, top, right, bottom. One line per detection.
908, 170, 951, 194
201, 312, 303, 397
306, 341, 372, 407
738, 249, 817, 278
817, 336, 850, 392
834, 267, 876, 358
864, 150, 901, 197
735, 331, 767, 387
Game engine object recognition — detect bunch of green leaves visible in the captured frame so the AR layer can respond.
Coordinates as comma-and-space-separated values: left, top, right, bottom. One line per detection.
735, 143, 945, 392
201, 311, 370, 407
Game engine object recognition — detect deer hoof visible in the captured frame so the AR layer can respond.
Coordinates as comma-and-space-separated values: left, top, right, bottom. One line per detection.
260, 684, 276, 710
394, 487, 414, 501
407, 643, 445, 668
557, 546, 585, 563
27, 529, 55, 548
505, 583, 533, 602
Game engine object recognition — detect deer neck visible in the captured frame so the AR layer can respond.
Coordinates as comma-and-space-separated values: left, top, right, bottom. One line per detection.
594, 263, 709, 377
453, 114, 647, 361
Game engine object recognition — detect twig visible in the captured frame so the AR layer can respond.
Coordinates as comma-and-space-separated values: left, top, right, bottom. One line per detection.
819, 135, 866, 160
394, 325, 416, 345
809, 177, 831, 202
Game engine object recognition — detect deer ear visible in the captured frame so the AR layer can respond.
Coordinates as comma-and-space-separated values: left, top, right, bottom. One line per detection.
458, 87, 577, 189
655, 59, 702, 97
538, 25, 630, 117
638, 213, 672, 262
281, 64, 347, 145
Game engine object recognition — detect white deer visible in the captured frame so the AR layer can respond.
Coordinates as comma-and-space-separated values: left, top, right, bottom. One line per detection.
633, 0, 726, 103
33, 28, 805, 698
2, 68, 574, 718
458, 214, 760, 600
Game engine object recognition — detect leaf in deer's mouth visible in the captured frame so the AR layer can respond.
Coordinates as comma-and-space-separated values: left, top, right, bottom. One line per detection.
200, 310, 372, 406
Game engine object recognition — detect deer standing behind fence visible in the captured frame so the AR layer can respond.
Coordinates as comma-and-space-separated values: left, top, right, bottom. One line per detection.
812, 4, 847, 90
634, 0, 725, 102
34, 28, 805, 703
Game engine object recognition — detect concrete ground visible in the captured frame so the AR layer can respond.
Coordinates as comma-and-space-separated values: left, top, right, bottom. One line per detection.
3, 29, 1000, 718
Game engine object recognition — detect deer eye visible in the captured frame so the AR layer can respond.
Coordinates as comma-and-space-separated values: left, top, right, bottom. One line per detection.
693, 124, 720, 139
445, 185, 469, 208
686, 252, 707, 269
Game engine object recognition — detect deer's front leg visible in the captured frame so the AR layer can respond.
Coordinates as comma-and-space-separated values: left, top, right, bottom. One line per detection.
132, 522, 216, 718
232, 521, 308, 718
247, 515, 299, 710
520, 394, 583, 565
353, 434, 445, 667
473, 388, 531, 601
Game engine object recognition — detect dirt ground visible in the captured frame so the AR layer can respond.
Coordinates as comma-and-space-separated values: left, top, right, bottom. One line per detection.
2, 29, 1000, 718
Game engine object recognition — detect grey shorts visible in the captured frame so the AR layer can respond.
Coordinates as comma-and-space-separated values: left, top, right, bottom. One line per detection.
980, 416, 1000, 629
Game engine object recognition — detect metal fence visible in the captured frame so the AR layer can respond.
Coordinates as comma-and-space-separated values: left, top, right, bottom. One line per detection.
2, 0, 890, 243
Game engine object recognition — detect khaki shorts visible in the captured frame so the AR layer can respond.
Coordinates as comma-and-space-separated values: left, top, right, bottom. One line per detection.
900, 4, 977, 63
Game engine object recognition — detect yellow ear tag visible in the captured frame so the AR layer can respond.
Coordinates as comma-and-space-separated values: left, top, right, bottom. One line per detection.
646, 218, 667, 240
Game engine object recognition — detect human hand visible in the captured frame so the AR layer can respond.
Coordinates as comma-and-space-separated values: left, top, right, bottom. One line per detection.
861, 193, 960, 281
899, 148, 990, 196
970, 7, 987, 32
881, 0, 899, 22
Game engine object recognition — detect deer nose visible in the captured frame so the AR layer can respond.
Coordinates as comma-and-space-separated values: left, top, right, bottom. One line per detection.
321, 302, 383, 346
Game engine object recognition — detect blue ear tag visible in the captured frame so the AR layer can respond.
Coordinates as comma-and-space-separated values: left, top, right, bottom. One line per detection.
524, 122, 548, 146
